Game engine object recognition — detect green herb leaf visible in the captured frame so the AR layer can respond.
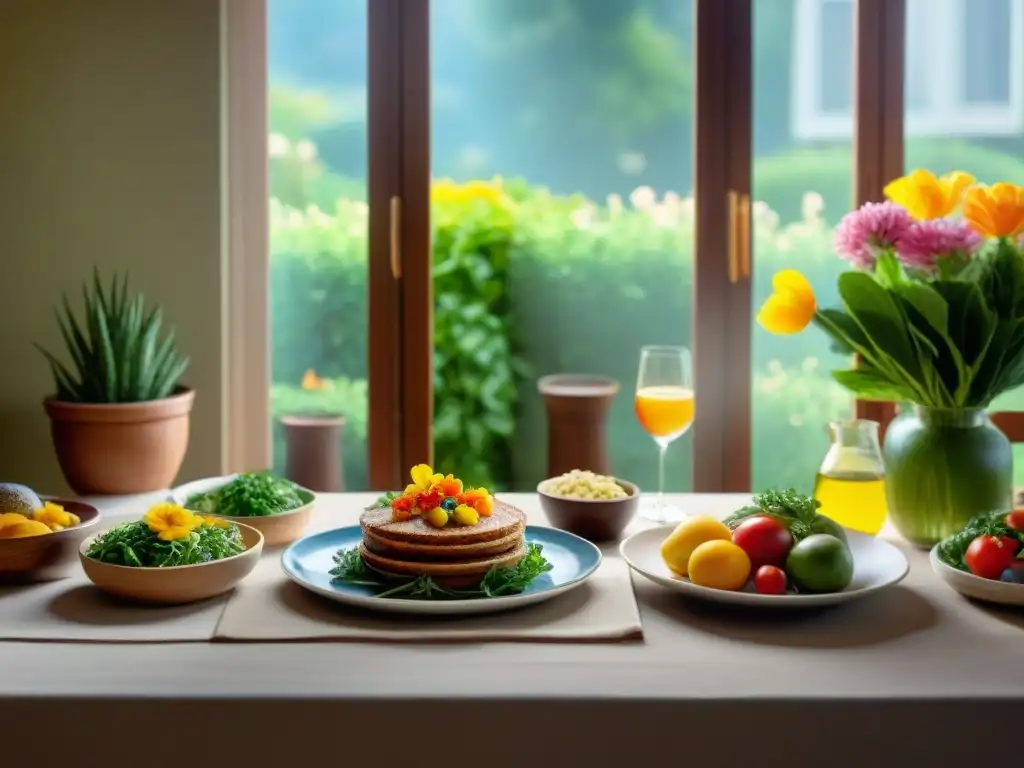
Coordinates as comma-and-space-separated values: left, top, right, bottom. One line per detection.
328, 541, 553, 600
936, 510, 1017, 572
84, 520, 245, 567
184, 472, 305, 517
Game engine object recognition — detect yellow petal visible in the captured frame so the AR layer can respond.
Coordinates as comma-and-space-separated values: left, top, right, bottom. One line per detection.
884, 169, 947, 220
410, 464, 435, 488
757, 293, 815, 335
941, 171, 975, 208
453, 504, 480, 526
771, 269, 813, 298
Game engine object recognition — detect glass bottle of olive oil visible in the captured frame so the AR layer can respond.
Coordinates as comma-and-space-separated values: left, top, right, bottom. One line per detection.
812, 419, 887, 535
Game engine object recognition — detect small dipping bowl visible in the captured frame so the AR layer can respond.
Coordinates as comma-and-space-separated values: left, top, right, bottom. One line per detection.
537, 477, 640, 543
0, 498, 102, 584
171, 474, 316, 547
79, 521, 264, 605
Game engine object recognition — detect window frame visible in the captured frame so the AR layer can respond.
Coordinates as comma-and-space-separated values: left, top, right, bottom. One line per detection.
794, 0, 1024, 141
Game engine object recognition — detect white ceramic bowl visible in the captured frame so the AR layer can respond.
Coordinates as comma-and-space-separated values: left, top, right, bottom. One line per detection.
621, 525, 909, 608
929, 545, 1024, 606
170, 474, 315, 547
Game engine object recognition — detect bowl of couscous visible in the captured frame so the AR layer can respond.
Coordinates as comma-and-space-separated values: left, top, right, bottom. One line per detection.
537, 470, 640, 543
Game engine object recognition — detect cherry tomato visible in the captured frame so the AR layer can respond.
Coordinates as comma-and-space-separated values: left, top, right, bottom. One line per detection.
1001, 535, 1021, 554
731, 516, 793, 569
1006, 510, 1024, 532
965, 535, 1016, 580
754, 565, 787, 595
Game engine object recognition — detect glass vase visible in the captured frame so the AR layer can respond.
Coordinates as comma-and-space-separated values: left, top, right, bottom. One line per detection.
883, 406, 1012, 548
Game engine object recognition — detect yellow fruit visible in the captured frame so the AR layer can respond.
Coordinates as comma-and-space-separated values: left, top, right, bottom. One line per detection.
424, 506, 449, 527
452, 504, 479, 526
0, 520, 52, 539
687, 540, 751, 591
659, 515, 732, 576
0, 512, 30, 530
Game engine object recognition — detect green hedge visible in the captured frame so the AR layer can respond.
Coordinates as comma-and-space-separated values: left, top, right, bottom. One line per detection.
270, 144, 1024, 494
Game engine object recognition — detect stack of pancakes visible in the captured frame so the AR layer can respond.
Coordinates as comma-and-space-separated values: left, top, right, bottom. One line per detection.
359, 500, 527, 587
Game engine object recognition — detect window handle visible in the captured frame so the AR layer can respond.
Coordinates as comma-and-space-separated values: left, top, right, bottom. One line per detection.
389, 195, 402, 280
728, 190, 751, 283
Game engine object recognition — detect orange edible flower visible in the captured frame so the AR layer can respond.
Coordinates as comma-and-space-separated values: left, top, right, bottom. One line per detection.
33, 501, 80, 531
884, 169, 975, 220
415, 489, 443, 511
301, 369, 326, 391
458, 487, 494, 517
201, 515, 231, 529
963, 182, 1024, 239
435, 474, 463, 498
756, 270, 817, 335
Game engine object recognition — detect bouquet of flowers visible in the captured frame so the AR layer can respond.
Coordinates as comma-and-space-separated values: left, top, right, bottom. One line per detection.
758, 170, 1024, 408
757, 170, 1024, 546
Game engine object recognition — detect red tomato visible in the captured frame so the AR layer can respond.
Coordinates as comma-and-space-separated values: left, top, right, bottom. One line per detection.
731, 516, 793, 569
965, 535, 1016, 580
1006, 510, 1024, 532
754, 565, 787, 595
1000, 536, 1021, 553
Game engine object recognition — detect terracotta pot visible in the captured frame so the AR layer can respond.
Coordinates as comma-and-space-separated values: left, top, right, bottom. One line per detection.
281, 413, 345, 492
538, 374, 619, 478
43, 387, 195, 495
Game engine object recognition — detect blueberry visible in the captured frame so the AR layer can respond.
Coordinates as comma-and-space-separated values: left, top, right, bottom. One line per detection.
999, 562, 1024, 584
441, 497, 458, 512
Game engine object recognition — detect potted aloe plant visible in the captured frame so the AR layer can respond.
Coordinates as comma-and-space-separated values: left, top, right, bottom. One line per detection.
35, 270, 193, 494
758, 170, 1024, 547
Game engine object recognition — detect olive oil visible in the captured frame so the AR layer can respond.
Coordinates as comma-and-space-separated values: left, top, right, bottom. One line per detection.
812, 472, 887, 535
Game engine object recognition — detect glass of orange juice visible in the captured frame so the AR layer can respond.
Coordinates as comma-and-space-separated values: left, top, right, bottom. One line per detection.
634, 345, 694, 522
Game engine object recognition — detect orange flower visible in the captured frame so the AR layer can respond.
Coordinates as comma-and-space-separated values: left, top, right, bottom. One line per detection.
756, 270, 817, 335
458, 488, 494, 517
390, 495, 414, 522
435, 474, 463, 498
301, 369, 326, 391
884, 169, 975, 220
963, 182, 1024, 239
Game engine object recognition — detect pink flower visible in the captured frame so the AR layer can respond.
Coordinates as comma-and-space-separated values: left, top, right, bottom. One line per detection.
898, 219, 982, 270
834, 202, 913, 269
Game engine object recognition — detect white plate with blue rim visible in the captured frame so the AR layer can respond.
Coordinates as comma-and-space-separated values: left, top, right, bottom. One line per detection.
281, 524, 603, 615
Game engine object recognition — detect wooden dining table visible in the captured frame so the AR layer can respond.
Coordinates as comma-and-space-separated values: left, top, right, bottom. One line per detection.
0, 491, 1019, 767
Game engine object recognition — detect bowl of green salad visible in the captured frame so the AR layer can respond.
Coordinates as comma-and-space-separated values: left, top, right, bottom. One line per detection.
171, 471, 315, 546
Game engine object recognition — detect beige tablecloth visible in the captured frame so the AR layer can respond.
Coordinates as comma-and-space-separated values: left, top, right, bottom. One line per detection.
214, 494, 643, 642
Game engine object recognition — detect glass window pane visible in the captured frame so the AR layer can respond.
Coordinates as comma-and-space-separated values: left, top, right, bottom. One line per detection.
431, 0, 695, 492
820, 0, 854, 113
964, 0, 1012, 104
267, 0, 369, 489
752, 0, 855, 494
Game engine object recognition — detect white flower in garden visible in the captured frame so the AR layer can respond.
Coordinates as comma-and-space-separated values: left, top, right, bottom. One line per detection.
678, 196, 695, 222
286, 209, 305, 228
295, 139, 318, 162
268, 133, 290, 158
629, 186, 657, 211
753, 201, 780, 234
801, 191, 825, 222
571, 204, 596, 230
801, 356, 820, 373
606, 193, 623, 217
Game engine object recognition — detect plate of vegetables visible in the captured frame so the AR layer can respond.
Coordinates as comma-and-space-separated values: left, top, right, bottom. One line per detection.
621, 489, 909, 607
171, 471, 315, 546
931, 509, 1024, 605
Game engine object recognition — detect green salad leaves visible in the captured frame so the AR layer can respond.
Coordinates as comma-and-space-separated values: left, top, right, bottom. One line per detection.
328, 541, 553, 600
186, 471, 305, 517
722, 488, 846, 542
85, 520, 245, 567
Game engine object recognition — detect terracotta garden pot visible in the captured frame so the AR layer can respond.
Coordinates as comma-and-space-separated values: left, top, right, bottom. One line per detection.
43, 387, 195, 495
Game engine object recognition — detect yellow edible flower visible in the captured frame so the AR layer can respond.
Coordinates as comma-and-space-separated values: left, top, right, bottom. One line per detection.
409, 463, 443, 493
963, 182, 1024, 239
32, 502, 80, 532
452, 504, 480, 526
424, 506, 449, 528
756, 270, 817, 335
144, 503, 203, 542
884, 169, 975, 220
202, 515, 230, 529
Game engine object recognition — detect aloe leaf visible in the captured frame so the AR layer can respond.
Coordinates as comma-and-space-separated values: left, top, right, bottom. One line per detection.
91, 293, 118, 402
152, 355, 189, 399
135, 306, 162, 398
54, 308, 87, 381
61, 293, 93, 375
34, 343, 83, 401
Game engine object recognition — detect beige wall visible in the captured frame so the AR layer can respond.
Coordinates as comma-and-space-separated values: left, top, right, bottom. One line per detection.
0, 0, 225, 493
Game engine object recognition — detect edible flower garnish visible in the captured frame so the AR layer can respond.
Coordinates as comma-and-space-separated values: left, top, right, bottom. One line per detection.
144, 503, 204, 541
390, 465, 494, 528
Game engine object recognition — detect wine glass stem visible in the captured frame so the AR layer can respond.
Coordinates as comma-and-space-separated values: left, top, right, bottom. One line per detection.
657, 440, 668, 509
